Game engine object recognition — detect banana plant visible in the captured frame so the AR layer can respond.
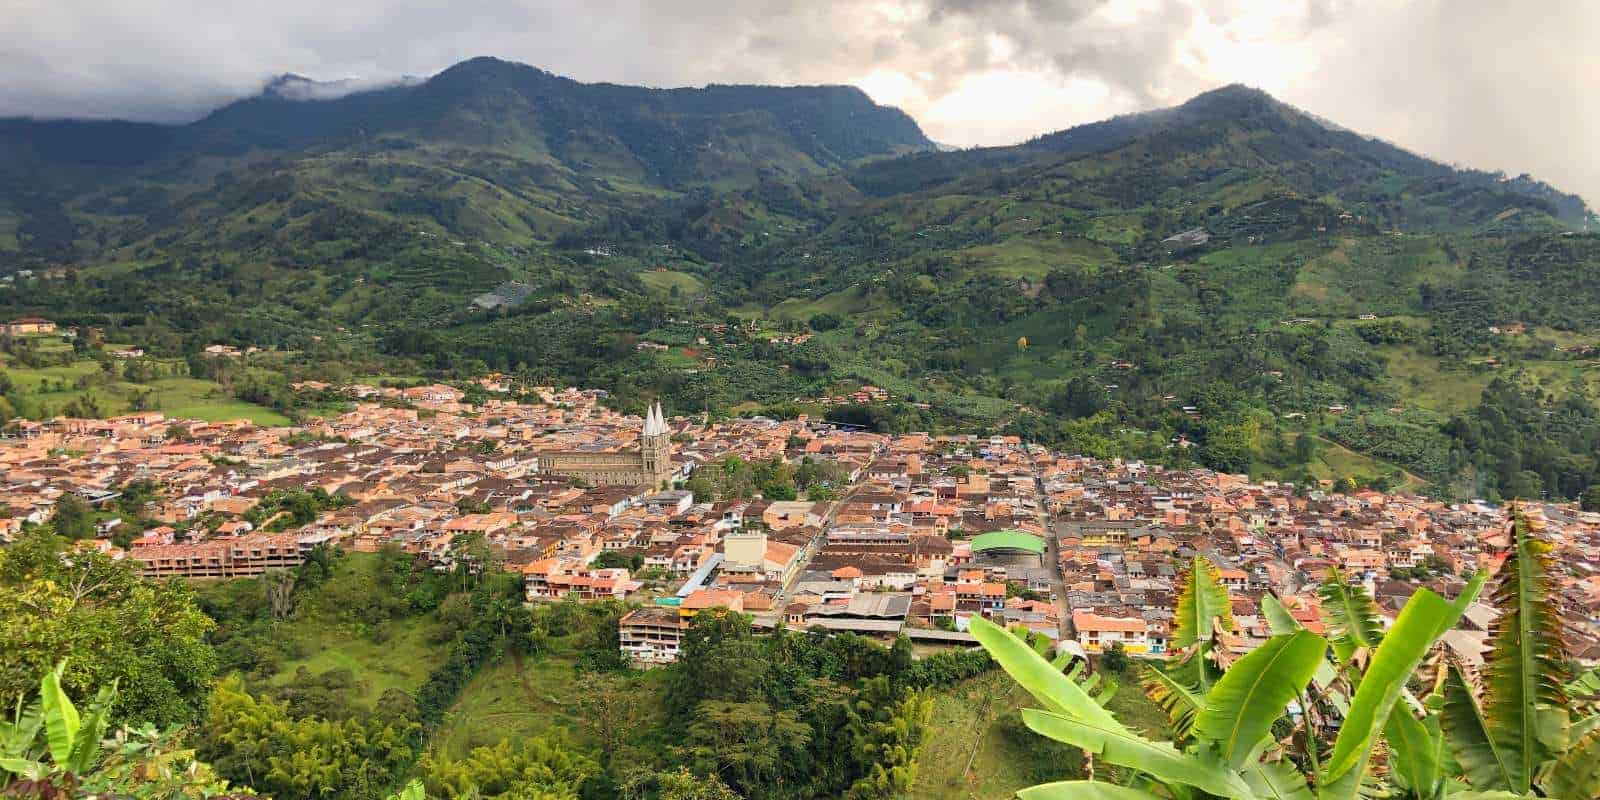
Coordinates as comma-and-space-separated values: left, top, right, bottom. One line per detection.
0, 661, 116, 786
387, 779, 426, 800
972, 597, 1328, 799
975, 543, 1501, 800
1336, 510, 1600, 800
1140, 556, 1236, 745
1314, 578, 1479, 800
1425, 512, 1600, 799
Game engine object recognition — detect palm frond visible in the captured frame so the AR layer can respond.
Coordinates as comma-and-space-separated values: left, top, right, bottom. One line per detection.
1479, 511, 1570, 793
1140, 662, 1203, 741
1317, 567, 1383, 665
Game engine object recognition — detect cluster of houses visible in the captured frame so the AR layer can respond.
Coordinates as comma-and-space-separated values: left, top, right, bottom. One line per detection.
1039, 458, 1600, 665
6, 379, 1600, 670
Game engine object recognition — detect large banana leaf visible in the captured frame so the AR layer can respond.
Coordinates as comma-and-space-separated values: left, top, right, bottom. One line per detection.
1573, 712, 1600, 741
1317, 568, 1383, 664
1016, 780, 1166, 800
969, 614, 1127, 733
1479, 515, 1569, 794
1567, 666, 1600, 703
1244, 757, 1314, 800
1174, 555, 1233, 650
38, 664, 79, 767
387, 780, 426, 800
1261, 594, 1303, 636
1141, 662, 1203, 740
1195, 630, 1327, 768
1021, 709, 1256, 799
1322, 588, 1455, 784
1439, 661, 1514, 792
1384, 702, 1446, 800
66, 683, 115, 774
0, 698, 43, 763
1543, 727, 1600, 800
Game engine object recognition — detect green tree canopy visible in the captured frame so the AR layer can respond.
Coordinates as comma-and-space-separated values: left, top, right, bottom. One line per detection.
0, 531, 218, 728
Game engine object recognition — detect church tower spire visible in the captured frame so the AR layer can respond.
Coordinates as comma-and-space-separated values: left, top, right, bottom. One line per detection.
640, 401, 672, 488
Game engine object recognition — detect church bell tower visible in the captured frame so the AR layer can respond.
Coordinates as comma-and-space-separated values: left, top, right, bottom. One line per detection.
640, 402, 672, 488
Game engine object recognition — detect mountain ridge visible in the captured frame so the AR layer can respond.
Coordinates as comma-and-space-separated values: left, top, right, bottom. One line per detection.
5, 64, 1600, 504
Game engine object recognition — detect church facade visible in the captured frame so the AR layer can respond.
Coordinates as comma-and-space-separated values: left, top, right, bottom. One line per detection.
540, 402, 673, 488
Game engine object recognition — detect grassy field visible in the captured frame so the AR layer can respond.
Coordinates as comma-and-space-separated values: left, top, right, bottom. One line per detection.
638, 269, 707, 297
913, 665, 1165, 800
0, 358, 290, 425
267, 613, 449, 705
768, 287, 897, 322
960, 237, 1117, 280
1310, 436, 1425, 491
431, 647, 671, 759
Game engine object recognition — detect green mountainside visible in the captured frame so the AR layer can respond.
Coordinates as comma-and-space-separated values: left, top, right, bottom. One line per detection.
3, 64, 1600, 503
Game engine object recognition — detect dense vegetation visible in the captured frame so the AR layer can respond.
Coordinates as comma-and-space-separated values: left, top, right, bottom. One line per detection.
0, 524, 998, 799
4, 62, 1600, 501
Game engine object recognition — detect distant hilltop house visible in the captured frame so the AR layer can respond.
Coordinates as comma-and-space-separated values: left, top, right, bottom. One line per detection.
3, 317, 56, 336
203, 344, 259, 358
471, 282, 534, 311
1161, 228, 1210, 251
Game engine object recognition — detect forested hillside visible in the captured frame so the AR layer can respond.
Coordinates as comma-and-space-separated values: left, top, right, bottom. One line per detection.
3, 63, 1600, 503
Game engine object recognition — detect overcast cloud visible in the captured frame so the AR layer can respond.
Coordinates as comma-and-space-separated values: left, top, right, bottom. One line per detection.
3, 0, 1596, 205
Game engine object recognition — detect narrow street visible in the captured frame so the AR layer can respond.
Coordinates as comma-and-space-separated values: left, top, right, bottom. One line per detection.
1032, 472, 1071, 641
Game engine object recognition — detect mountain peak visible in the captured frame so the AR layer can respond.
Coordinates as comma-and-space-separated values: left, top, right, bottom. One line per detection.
1177, 83, 1285, 117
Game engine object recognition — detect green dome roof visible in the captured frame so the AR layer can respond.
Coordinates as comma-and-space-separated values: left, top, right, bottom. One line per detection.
969, 530, 1046, 554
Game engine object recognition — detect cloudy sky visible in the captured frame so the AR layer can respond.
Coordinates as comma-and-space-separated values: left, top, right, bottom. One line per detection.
5, 0, 1598, 204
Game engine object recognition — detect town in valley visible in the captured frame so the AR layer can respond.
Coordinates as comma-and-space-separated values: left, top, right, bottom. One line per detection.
8, 375, 1598, 672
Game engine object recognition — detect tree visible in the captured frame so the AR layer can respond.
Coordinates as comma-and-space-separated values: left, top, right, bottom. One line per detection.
621, 768, 740, 800
1293, 433, 1320, 464
684, 700, 811, 799
199, 675, 419, 800
1047, 376, 1109, 420
808, 313, 843, 332
591, 550, 644, 571
420, 737, 596, 799
0, 531, 219, 728
49, 492, 95, 540
669, 608, 768, 720
843, 676, 932, 800
576, 674, 636, 766
1099, 641, 1128, 675
263, 567, 297, 620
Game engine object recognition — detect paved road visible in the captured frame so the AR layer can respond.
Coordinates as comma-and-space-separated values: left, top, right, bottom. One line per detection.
773, 484, 860, 604
1032, 472, 1071, 641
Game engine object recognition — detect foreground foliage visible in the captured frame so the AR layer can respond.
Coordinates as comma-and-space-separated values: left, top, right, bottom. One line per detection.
0, 531, 219, 729
1, 663, 246, 798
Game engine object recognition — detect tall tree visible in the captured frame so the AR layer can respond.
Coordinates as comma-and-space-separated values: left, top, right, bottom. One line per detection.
844, 676, 932, 800
0, 531, 218, 728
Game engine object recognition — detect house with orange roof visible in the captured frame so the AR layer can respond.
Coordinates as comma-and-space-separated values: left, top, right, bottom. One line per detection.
1071, 611, 1154, 654
679, 589, 746, 620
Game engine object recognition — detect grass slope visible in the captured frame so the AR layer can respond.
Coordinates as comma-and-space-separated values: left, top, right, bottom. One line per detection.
913, 666, 1165, 799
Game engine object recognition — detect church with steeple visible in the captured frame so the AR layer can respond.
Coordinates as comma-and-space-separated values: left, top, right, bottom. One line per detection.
539, 402, 674, 488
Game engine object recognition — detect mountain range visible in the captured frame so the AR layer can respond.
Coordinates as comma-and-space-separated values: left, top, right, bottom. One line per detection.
3, 55, 1600, 503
